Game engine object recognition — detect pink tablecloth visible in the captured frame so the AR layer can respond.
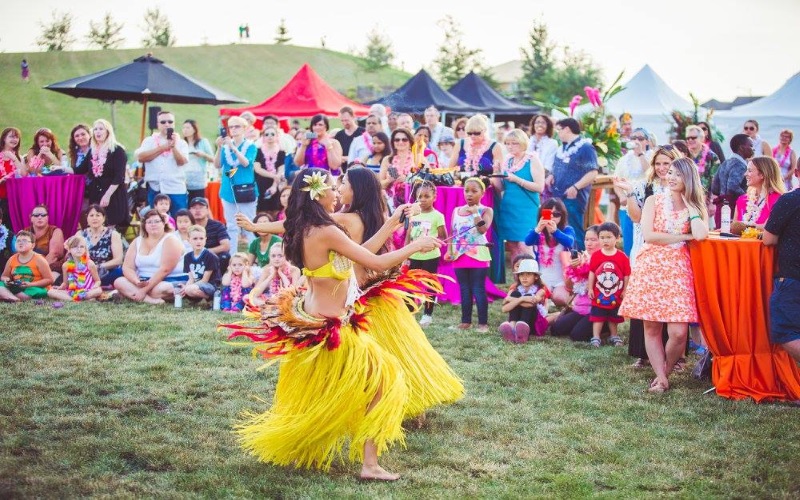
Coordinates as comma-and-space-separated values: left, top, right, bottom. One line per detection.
405, 184, 506, 304
6, 175, 85, 236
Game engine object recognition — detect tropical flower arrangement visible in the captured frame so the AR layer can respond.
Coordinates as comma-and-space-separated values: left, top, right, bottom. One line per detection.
667, 93, 724, 143
535, 71, 626, 172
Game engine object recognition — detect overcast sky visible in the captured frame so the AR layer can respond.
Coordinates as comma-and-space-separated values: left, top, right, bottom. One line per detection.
3, 0, 798, 101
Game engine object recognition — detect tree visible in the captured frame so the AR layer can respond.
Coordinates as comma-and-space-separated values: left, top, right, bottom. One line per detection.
36, 12, 76, 51
274, 19, 291, 44
518, 18, 556, 101
432, 16, 487, 88
141, 8, 175, 48
360, 27, 394, 71
87, 13, 125, 49
518, 19, 602, 107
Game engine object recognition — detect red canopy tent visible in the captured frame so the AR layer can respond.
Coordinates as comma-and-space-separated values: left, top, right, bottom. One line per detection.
219, 64, 370, 119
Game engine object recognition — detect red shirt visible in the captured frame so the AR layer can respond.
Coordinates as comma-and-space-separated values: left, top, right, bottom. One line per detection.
589, 249, 631, 309
0, 157, 16, 199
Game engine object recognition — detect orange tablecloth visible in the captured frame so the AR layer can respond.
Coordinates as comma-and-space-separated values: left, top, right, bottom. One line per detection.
689, 236, 800, 402
205, 182, 224, 224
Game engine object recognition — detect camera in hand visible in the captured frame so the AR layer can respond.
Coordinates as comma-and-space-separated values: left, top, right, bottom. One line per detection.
219, 127, 228, 138
570, 249, 580, 259
305, 132, 316, 140
166, 127, 174, 140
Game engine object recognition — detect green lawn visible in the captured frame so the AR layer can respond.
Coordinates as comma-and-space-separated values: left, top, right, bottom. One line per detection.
1, 299, 798, 498
1, 44, 408, 155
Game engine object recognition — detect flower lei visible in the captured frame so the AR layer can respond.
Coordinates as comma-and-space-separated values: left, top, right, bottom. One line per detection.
693, 143, 710, 174
773, 146, 793, 170
223, 140, 247, 170
463, 138, 489, 175
537, 239, 558, 267
0, 225, 8, 252
269, 267, 293, 296
229, 274, 244, 305
504, 154, 530, 174
90, 146, 108, 178
65, 254, 90, 301
742, 191, 766, 225
555, 137, 592, 162
153, 135, 173, 157
362, 131, 374, 155
260, 145, 279, 173
28, 155, 44, 173
301, 171, 330, 200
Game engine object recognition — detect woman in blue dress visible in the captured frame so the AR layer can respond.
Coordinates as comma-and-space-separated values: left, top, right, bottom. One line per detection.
493, 129, 545, 262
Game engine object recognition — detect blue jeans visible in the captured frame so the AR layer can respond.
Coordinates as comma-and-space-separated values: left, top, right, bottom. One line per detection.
562, 198, 586, 250
147, 186, 188, 217
620, 209, 634, 256
455, 267, 489, 325
770, 277, 800, 344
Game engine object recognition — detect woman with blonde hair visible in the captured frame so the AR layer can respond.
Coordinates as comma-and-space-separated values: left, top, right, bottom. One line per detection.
448, 114, 503, 179
75, 119, 130, 227
495, 128, 545, 262
773, 129, 796, 190
619, 158, 708, 393
733, 157, 785, 229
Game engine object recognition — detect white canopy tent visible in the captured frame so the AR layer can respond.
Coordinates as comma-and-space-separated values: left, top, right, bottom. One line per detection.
715, 72, 800, 155
570, 64, 699, 145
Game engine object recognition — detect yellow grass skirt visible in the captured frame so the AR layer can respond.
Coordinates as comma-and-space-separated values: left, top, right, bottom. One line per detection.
358, 269, 464, 418
230, 293, 407, 471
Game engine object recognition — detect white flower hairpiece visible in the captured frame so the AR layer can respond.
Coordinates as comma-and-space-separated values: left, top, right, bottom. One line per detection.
301, 171, 330, 200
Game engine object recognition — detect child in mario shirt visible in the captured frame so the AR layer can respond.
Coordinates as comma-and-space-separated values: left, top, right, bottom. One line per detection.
587, 222, 631, 348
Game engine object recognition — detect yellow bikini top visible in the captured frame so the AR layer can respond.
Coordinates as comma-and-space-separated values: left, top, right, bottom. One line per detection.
302, 251, 353, 281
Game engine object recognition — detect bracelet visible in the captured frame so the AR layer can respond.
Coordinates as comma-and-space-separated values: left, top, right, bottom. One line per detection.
689, 215, 701, 221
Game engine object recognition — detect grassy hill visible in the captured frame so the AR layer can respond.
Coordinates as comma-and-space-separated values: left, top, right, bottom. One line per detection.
0, 44, 409, 155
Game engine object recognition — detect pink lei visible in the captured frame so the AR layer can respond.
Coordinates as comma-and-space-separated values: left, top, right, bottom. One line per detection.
693, 143, 710, 174
773, 146, 793, 170
260, 145, 279, 173
463, 138, 489, 176
91, 146, 108, 177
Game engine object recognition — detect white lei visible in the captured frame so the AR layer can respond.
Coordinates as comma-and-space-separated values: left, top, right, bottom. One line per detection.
742, 191, 766, 225
223, 139, 252, 170
0, 224, 8, 251
555, 137, 592, 162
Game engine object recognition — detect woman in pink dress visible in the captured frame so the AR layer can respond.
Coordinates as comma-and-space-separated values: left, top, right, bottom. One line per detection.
734, 157, 785, 229
619, 158, 709, 394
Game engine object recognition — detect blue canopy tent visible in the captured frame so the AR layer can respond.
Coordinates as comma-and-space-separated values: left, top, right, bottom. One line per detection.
370, 69, 479, 115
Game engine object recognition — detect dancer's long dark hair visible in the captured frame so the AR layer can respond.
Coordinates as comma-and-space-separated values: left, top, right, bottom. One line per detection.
342, 167, 387, 253
282, 168, 347, 268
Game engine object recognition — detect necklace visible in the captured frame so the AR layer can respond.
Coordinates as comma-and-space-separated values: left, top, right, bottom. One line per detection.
0, 225, 8, 251
692, 143, 710, 174
773, 146, 792, 170
463, 138, 489, 175
153, 135, 173, 157
223, 139, 250, 172
362, 131, 374, 155
260, 145, 279, 173
91, 145, 108, 177
391, 152, 414, 176
538, 240, 557, 266
555, 137, 591, 162
743, 190, 766, 224
505, 154, 528, 174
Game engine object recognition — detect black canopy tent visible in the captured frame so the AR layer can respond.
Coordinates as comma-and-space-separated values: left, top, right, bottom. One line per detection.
448, 71, 539, 125
45, 54, 247, 140
369, 69, 479, 116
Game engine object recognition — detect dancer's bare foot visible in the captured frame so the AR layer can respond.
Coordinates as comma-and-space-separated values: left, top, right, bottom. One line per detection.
359, 464, 400, 481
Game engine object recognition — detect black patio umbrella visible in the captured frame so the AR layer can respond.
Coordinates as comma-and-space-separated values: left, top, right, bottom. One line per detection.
45, 54, 247, 140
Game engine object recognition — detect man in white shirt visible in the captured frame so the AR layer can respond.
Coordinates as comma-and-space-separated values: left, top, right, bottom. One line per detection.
424, 106, 453, 154
135, 110, 189, 215
348, 114, 384, 166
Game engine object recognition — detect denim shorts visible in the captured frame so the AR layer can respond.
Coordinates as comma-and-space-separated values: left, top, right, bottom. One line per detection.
770, 277, 800, 344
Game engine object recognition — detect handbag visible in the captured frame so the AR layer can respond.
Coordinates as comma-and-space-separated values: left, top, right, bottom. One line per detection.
232, 183, 256, 203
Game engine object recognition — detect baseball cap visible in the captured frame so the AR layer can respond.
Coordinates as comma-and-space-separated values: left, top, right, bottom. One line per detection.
438, 132, 455, 144
189, 197, 209, 207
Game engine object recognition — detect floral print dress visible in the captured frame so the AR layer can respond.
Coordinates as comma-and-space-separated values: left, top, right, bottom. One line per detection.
619, 193, 698, 323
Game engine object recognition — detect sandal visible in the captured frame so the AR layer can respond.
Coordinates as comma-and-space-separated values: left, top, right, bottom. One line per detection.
609, 336, 624, 347
589, 338, 601, 348
631, 358, 650, 369
672, 358, 687, 373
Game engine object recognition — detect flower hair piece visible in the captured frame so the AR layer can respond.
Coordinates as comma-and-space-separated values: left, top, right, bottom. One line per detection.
301, 171, 330, 200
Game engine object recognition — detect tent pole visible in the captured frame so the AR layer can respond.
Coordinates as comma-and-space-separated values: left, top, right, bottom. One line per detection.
110, 101, 116, 131
140, 96, 148, 142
